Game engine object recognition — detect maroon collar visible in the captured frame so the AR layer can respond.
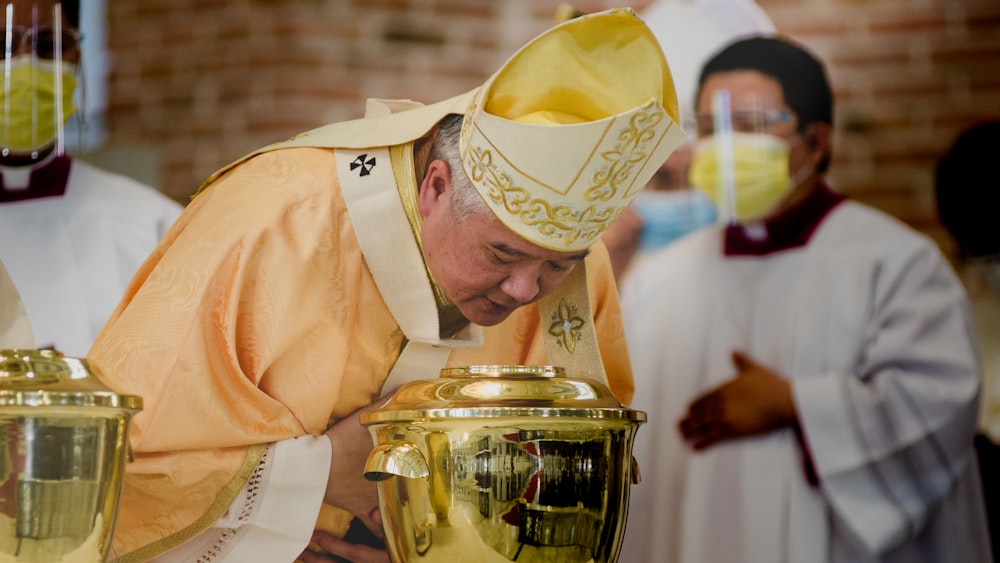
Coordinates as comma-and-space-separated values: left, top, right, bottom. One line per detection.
0, 155, 72, 203
724, 182, 846, 256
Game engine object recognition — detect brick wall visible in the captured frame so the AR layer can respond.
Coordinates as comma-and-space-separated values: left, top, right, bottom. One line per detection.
104, 0, 1000, 250
104, 0, 642, 202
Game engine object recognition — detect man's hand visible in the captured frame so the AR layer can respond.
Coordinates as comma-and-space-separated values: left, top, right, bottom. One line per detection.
324, 400, 389, 542
298, 530, 390, 563
677, 350, 797, 451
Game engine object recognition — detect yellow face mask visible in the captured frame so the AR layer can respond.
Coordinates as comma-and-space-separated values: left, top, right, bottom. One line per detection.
688, 132, 793, 223
0, 55, 77, 152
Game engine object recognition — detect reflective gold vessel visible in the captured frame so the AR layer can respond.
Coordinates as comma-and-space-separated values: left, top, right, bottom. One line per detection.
362, 365, 645, 563
0, 349, 141, 562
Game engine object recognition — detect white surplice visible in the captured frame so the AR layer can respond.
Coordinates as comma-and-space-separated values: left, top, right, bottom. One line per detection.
619, 201, 992, 563
0, 159, 182, 357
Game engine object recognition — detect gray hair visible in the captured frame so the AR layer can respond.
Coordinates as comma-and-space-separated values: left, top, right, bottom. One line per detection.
427, 114, 489, 223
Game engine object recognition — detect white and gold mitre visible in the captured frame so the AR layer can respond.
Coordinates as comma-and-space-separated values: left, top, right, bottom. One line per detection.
459, 7, 686, 251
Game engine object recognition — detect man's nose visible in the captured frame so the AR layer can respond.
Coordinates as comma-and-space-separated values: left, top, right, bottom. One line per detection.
500, 269, 541, 304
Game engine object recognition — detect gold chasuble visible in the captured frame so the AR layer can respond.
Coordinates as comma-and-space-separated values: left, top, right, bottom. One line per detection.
89, 102, 634, 561
89, 9, 679, 561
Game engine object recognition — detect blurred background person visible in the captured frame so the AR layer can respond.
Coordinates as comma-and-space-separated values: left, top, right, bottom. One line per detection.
619, 35, 991, 562
934, 119, 1000, 558
0, 0, 182, 357
602, 0, 773, 282
602, 144, 718, 281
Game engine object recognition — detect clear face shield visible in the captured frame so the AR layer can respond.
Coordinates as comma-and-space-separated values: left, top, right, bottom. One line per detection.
688, 90, 800, 224
1, 2, 79, 164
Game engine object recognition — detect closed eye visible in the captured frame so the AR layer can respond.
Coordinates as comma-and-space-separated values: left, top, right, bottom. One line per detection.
492, 254, 511, 265
547, 261, 569, 272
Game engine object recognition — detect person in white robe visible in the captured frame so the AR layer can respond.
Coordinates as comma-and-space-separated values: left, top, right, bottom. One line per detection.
0, 160, 182, 357
618, 35, 992, 563
0, 0, 183, 358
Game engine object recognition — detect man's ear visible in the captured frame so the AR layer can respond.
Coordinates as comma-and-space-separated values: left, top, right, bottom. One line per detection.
803, 122, 833, 167
417, 159, 452, 218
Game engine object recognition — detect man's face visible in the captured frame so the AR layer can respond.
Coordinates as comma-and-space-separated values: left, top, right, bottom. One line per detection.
694, 69, 806, 175
418, 160, 589, 327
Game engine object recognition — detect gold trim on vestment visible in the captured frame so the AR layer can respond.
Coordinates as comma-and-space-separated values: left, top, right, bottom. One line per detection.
537, 262, 608, 385
391, 142, 468, 339
392, 142, 450, 310
112, 444, 269, 563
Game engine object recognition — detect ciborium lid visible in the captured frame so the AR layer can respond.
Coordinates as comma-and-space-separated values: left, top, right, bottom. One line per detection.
362, 364, 645, 424
0, 348, 142, 412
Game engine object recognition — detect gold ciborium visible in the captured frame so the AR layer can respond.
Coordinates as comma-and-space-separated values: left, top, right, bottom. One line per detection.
0, 349, 141, 563
363, 365, 645, 563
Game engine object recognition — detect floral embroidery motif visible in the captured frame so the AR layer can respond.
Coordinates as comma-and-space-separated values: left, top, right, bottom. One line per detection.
465, 144, 619, 247
463, 103, 667, 246
548, 299, 585, 354
587, 106, 664, 202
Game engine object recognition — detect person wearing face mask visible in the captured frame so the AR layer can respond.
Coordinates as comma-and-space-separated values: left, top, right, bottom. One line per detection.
0, 0, 183, 358
602, 145, 717, 281
632, 161, 717, 253
618, 36, 991, 562
934, 120, 1000, 558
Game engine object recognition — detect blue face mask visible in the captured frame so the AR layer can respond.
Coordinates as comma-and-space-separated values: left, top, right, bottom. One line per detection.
632, 189, 717, 251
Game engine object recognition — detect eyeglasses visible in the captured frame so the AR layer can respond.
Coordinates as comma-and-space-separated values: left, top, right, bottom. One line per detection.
693, 109, 794, 137
1, 26, 80, 61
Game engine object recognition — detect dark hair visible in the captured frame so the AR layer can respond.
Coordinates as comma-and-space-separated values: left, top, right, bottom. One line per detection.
935, 121, 1000, 259
63, 1, 80, 30
697, 36, 834, 171
9, 2, 78, 29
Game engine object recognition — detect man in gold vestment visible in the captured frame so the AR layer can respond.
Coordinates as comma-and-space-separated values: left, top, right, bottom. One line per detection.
88, 9, 686, 563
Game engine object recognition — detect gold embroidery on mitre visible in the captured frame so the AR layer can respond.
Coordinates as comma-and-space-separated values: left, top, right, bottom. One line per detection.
465, 144, 620, 247
548, 298, 586, 353
587, 105, 665, 202
463, 102, 669, 247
